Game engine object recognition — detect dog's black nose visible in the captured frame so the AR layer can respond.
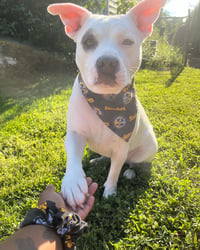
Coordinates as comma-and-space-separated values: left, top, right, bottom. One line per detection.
96, 56, 119, 76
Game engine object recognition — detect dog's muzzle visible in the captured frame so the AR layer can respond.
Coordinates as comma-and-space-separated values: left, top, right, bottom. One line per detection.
95, 56, 119, 85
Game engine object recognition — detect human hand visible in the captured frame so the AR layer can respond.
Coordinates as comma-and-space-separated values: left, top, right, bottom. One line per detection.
38, 184, 66, 210
64, 177, 98, 219
38, 177, 98, 220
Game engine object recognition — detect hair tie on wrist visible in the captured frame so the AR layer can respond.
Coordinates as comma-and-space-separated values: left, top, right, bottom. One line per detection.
19, 200, 88, 250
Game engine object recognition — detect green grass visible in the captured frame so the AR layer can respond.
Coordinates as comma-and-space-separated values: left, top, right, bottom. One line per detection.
0, 68, 200, 249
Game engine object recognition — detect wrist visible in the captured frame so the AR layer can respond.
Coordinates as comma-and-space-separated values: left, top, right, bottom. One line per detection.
0, 225, 63, 250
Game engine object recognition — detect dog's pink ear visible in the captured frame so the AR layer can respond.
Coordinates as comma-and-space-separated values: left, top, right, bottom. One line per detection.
127, 0, 166, 38
47, 3, 91, 39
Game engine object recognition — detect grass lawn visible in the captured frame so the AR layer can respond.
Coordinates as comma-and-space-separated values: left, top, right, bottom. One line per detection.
0, 67, 199, 249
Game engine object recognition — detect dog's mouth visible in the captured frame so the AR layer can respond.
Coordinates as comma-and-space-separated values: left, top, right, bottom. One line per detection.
83, 68, 129, 94
91, 80, 122, 95
95, 74, 117, 86
87, 72, 128, 94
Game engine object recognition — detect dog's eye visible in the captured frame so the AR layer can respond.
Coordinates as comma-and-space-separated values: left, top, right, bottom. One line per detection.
122, 39, 134, 46
85, 38, 96, 47
82, 35, 98, 50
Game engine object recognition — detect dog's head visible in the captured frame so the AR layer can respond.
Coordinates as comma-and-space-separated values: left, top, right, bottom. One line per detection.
48, 0, 166, 94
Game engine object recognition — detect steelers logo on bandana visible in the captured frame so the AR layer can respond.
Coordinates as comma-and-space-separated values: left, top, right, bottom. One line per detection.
114, 116, 126, 129
123, 91, 133, 105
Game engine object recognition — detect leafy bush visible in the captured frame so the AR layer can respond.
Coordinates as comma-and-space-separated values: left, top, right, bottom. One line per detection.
190, 2, 200, 57
142, 39, 183, 70
0, 0, 184, 72
172, 2, 200, 58
0, 0, 106, 72
116, 1, 184, 71
0, 0, 106, 52
117, 0, 137, 14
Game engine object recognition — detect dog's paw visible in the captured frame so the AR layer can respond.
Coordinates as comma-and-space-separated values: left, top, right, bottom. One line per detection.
103, 186, 117, 198
123, 168, 136, 179
61, 170, 88, 209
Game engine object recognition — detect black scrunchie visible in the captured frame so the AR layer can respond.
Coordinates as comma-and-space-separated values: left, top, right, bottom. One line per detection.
19, 200, 88, 249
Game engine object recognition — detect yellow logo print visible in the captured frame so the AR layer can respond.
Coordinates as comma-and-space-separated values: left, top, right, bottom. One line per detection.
123, 87, 128, 92
104, 106, 126, 111
129, 114, 137, 122
104, 122, 110, 127
87, 98, 94, 103
123, 132, 132, 141
94, 107, 102, 116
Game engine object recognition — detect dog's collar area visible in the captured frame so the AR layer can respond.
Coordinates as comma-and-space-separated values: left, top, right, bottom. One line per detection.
78, 74, 137, 142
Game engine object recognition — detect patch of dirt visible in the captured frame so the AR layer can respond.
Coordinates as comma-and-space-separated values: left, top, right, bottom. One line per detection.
0, 40, 69, 96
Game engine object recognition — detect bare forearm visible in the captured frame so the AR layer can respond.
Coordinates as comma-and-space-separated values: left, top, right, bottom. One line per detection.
0, 225, 63, 250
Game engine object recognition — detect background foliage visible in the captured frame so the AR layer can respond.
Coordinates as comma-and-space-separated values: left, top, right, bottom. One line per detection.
189, 2, 200, 57
171, 2, 200, 58
0, 0, 106, 71
0, 0, 187, 71
1, 0, 199, 68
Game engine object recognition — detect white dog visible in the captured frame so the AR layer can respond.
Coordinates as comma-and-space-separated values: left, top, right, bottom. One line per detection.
48, 0, 166, 209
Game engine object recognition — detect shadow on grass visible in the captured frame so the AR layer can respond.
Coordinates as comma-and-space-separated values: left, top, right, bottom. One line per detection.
0, 72, 75, 127
165, 65, 184, 87
79, 153, 152, 249
0, 39, 77, 126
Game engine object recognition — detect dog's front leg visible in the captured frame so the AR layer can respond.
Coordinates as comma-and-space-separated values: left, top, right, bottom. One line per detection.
61, 131, 88, 209
103, 143, 129, 198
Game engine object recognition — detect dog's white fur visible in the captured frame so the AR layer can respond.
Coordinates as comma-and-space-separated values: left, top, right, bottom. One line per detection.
48, 0, 166, 208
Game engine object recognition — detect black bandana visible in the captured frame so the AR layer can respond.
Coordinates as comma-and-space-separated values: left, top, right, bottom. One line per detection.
79, 75, 137, 142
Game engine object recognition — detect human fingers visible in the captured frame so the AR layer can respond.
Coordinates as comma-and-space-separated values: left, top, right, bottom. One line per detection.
86, 177, 92, 186
88, 182, 98, 196
86, 177, 98, 196
78, 195, 95, 220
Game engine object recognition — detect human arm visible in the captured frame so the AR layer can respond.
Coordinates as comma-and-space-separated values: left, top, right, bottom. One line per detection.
0, 177, 98, 250
0, 225, 63, 250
